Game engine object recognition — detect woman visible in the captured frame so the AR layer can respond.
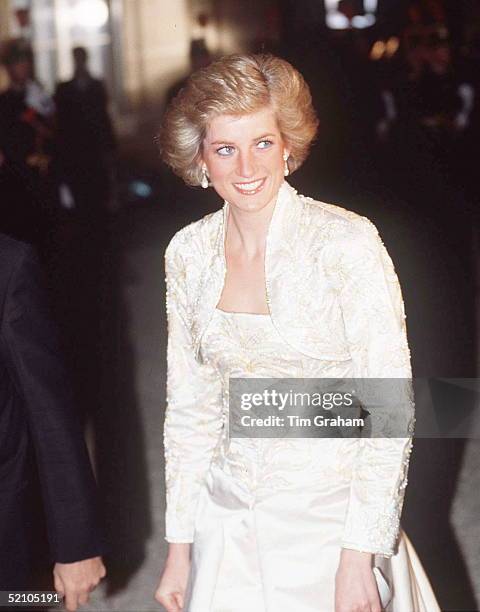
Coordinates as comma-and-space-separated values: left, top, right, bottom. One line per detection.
155, 54, 440, 612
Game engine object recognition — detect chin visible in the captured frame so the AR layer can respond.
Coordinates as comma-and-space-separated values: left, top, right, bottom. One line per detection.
230, 193, 272, 213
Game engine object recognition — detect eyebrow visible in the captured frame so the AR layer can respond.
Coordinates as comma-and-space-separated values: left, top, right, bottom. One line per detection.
209, 133, 277, 146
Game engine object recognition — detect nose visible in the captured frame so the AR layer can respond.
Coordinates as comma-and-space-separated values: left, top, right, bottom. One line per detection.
237, 150, 255, 179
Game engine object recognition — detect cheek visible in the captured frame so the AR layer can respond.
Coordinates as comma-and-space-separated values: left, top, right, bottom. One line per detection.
267, 151, 285, 173
206, 157, 235, 181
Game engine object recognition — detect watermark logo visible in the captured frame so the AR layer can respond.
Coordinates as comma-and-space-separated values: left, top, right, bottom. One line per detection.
228, 378, 480, 439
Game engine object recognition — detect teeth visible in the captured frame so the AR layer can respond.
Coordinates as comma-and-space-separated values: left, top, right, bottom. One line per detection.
235, 179, 263, 191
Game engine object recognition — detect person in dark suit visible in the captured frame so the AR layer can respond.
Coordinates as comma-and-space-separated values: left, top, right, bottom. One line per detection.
54, 46, 116, 223
0, 232, 106, 611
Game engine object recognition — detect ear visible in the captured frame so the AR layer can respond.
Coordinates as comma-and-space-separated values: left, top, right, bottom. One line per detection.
196, 154, 206, 171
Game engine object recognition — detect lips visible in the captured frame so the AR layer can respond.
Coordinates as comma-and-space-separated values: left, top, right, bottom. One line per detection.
233, 177, 266, 195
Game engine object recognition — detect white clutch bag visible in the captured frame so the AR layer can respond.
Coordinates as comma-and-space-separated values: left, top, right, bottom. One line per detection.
373, 566, 392, 609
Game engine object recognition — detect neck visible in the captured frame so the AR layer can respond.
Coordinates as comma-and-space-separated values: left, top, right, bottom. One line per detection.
225, 194, 277, 259
74, 68, 90, 80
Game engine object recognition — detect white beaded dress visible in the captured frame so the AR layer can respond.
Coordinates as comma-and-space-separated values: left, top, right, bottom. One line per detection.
181, 307, 440, 612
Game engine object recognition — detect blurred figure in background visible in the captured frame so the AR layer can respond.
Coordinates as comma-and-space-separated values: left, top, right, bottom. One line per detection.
376, 17, 477, 382
0, 38, 57, 255
166, 38, 213, 105
418, 26, 473, 144
381, 23, 474, 154
55, 46, 117, 227
52, 46, 116, 430
385, 24, 429, 137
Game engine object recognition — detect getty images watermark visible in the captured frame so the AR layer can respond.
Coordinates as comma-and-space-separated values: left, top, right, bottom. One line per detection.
239, 388, 363, 428
228, 378, 480, 439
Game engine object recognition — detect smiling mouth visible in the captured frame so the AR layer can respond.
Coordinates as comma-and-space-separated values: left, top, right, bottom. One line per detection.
233, 178, 266, 195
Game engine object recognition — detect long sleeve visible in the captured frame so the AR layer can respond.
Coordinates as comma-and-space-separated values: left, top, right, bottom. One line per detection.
335, 218, 415, 557
164, 236, 223, 543
1, 244, 104, 563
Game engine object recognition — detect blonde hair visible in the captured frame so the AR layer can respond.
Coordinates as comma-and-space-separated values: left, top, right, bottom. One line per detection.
158, 54, 319, 186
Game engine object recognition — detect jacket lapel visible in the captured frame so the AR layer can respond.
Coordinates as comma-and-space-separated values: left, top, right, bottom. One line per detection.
192, 203, 226, 359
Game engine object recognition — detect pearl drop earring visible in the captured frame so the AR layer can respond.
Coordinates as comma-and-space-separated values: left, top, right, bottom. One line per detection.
201, 164, 209, 189
283, 153, 289, 177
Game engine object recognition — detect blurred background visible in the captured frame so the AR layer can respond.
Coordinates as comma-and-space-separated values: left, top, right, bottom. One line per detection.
0, 0, 479, 610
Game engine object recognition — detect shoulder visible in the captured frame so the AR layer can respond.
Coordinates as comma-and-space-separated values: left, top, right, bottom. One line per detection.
0, 235, 39, 317
165, 208, 222, 265
295, 193, 392, 271
296, 193, 384, 259
54, 80, 74, 99
300, 192, 380, 240
0, 233, 34, 268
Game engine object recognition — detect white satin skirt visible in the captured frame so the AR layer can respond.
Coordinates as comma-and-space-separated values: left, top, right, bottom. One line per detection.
185, 462, 441, 612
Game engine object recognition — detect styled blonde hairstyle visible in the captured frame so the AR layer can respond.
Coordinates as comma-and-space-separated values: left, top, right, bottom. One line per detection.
159, 53, 319, 186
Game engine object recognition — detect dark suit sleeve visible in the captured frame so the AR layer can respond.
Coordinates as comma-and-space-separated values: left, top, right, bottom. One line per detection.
1, 244, 105, 563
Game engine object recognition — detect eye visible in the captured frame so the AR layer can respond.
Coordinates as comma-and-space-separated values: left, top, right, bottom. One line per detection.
216, 145, 235, 156
257, 140, 273, 149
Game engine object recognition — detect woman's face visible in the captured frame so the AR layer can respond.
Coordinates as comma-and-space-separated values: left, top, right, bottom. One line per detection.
201, 106, 288, 214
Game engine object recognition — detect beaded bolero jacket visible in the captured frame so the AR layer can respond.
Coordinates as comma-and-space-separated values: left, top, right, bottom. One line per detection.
163, 180, 415, 557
